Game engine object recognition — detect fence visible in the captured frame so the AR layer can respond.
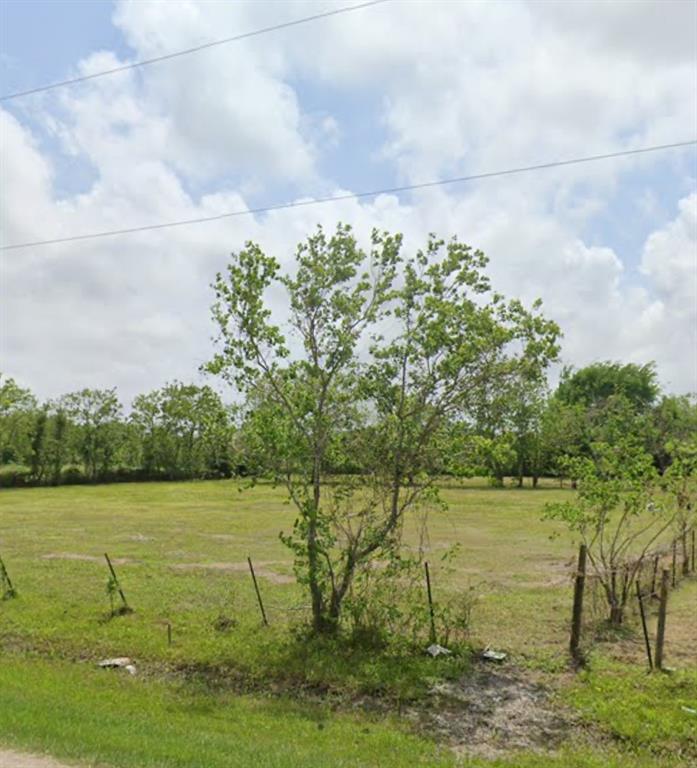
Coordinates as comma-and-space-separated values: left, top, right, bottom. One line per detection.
569, 527, 696, 670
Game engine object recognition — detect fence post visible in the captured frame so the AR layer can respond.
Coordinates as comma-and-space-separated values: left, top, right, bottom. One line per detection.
635, 580, 652, 671
671, 540, 677, 587
0, 554, 16, 599
424, 561, 437, 645
104, 553, 129, 612
654, 568, 670, 671
651, 554, 659, 597
569, 544, 587, 665
247, 556, 268, 626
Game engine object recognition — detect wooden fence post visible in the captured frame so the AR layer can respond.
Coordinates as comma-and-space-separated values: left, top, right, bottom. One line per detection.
247, 556, 268, 626
672, 539, 678, 587
569, 544, 587, 665
654, 568, 670, 671
424, 561, 437, 645
0, 554, 16, 599
635, 580, 652, 671
650, 554, 659, 596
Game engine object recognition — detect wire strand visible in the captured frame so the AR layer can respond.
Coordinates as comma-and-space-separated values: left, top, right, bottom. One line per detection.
2, 140, 695, 251
0, 0, 389, 102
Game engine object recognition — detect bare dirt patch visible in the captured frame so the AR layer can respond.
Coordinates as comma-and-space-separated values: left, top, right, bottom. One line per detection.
198, 533, 237, 542
407, 666, 572, 759
172, 561, 294, 585
0, 749, 74, 768
42, 553, 132, 565
124, 533, 154, 542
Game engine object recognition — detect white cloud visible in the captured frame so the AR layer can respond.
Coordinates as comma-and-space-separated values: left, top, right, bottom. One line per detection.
1, 0, 696, 404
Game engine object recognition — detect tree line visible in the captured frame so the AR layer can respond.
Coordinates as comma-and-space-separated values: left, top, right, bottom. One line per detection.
1, 360, 695, 490
0, 380, 236, 486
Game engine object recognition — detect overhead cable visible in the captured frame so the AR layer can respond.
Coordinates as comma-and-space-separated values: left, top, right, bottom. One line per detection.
0, 0, 389, 101
2, 140, 695, 251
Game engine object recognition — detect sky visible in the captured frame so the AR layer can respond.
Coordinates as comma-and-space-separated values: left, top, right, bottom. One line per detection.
1, 0, 696, 405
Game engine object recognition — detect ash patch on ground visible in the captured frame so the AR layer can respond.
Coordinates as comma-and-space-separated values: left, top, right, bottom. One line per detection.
407, 666, 572, 759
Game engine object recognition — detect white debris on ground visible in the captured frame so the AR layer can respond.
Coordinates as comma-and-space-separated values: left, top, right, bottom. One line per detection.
481, 647, 507, 662
98, 657, 137, 675
425, 643, 452, 658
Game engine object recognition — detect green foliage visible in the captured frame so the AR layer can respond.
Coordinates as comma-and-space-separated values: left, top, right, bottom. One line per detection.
0, 373, 36, 464
545, 429, 671, 624
130, 382, 234, 480
59, 388, 124, 481
556, 361, 659, 411
207, 224, 560, 633
650, 394, 697, 472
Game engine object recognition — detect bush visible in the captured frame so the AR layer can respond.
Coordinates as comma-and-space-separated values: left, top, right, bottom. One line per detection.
0, 467, 32, 488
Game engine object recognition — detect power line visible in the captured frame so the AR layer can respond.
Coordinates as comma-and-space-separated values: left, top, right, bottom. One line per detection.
0, 0, 389, 102
2, 140, 695, 251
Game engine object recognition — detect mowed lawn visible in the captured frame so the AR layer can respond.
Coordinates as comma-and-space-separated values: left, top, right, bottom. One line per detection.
1, 479, 695, 768
0, 479, 580, 664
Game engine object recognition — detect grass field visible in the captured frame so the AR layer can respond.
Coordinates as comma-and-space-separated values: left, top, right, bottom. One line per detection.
1, 479, 695, 767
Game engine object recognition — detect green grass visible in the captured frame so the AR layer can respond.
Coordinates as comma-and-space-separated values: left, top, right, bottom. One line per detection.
569, 659, 697, 759
0, 479, 578, 668
0, 655, 689, 768
1, 479, 695, 767
0, 656, 454, 768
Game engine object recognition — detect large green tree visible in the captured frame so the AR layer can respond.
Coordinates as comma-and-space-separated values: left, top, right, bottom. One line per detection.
208, 224, 559, 633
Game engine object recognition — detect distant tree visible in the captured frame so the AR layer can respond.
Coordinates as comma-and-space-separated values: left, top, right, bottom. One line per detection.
130, 390, 161, 476
550, 362, 661, 480
0, 374, 36, 464
650, 394, 697, 473
29, 409, 48, 483
44, 407, 70, 485
207, 224, 560, 634
508, 374, 549, 488
130, 382, 232, 479
556, 361, 659, 412
61, 389, 123, 481
539, 398, 587, 485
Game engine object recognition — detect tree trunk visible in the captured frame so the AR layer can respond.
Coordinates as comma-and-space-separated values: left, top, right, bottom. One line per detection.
532, 475, 539, 489
308, 453, 328, 634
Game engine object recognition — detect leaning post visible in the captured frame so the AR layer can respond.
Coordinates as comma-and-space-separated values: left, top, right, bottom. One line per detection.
569, 544, 587, 666
654, 568, 670, 671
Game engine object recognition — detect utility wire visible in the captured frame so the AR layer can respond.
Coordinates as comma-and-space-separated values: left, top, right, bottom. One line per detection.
0, 0, 389, 102
2, 140, 695, 251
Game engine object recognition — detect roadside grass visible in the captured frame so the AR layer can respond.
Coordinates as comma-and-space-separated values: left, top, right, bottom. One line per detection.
0, 656, 454, 768
568, 658, 697, 761
0, 654, 691, 768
